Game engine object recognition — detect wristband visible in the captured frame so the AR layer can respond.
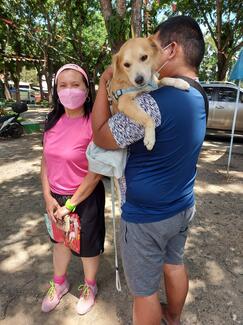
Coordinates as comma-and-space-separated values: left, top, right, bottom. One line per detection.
65, 199, 76, 212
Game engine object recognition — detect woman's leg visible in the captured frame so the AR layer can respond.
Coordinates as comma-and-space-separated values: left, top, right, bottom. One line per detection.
76, 255, 100, 314
53, 242, 72, 276
41, 243, 71, 312
81, 255, 100, 281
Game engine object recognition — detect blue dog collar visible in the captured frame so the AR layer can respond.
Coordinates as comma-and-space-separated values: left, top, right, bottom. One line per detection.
112, 78, 158, 101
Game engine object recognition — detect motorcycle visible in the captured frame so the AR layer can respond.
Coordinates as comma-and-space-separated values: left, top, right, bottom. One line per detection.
0, 102, 28, 138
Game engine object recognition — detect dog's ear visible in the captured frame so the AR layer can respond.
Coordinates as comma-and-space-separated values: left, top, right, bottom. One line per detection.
147, 36, 160, 50
112, 53, 120, 77
147, 36, 161, 71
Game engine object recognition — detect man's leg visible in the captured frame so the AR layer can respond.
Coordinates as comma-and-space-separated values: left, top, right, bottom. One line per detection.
161, 206, 195, 324
162, 263, 188, 324
120, 219, 165, 325
133, 292, 162, 325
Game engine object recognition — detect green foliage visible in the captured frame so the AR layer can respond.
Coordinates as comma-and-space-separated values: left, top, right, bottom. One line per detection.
0, 0, 110, 101
199, 47, 217, 81
149, 0, 242, 80
20, 67, 38, 84
0, 0, 242, 88
39, 99, 49, 107
107, 12, 130, 47
168, 0, 242, 80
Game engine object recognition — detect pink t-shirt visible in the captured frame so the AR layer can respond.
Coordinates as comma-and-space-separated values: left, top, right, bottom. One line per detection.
43, 114, 92, 195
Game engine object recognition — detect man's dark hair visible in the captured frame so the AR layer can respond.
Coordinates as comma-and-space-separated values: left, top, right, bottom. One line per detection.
154, 16, 205, 72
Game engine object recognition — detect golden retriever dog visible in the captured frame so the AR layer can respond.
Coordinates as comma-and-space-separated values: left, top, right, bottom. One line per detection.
108, 37, 189, 150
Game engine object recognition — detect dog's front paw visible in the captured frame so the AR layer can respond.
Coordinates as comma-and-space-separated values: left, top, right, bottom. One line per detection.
174, 79, 190, 90
144, 128, 155, 151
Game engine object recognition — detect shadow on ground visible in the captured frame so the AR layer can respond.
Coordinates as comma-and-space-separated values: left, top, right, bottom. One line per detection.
0, 133, 242, 325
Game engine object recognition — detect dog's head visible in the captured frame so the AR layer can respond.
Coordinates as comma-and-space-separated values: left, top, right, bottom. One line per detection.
112, 37, 162, 88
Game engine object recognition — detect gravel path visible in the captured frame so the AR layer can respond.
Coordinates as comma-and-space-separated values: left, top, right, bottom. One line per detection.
0, 113, 242, 324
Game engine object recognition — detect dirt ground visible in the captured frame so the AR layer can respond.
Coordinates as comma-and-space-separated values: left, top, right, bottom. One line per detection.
0, 108, 242, 325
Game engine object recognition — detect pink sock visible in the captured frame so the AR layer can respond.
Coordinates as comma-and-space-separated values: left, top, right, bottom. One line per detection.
53, 274, 66, 285
85, 278, 96, 287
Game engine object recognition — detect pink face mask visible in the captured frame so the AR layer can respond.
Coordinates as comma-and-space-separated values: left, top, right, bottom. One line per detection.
58, 88, 87, 110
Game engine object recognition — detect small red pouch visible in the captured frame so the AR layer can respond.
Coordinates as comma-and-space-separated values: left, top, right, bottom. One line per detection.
63, 213, 81, 254
44, 213, 81, 254
44, 213, 65, 242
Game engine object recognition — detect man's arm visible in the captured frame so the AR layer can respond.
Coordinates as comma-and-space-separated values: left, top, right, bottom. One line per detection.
92, 67, 119, 150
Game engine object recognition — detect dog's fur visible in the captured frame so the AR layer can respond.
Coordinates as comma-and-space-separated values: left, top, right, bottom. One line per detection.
109, 37, 189, 150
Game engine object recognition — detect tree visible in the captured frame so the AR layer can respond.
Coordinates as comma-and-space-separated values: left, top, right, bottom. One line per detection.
199, 35, 217, 81
0, 0, 28, 101
30, 0, 62, 104
58, 0, 108, 95
1, 0, 110, 104
131, 0, 143, 37
169, 0, 243, 80
99, 0, 144, 53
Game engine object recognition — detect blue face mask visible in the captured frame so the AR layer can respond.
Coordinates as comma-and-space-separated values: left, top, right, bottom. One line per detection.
156, 43, 173, 75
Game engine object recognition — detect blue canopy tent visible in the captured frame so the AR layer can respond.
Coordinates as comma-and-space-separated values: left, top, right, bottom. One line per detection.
227, 48, 243, 175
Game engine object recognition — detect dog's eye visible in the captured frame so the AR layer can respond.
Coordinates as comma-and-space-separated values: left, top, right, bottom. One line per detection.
124, 62, 131, 68
141, 55, 148, 62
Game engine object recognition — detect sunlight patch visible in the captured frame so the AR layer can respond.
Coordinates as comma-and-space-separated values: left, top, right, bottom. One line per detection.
186, 279, 206, 304
206, 260, 225, 284
195, 182, 243, 194
0, 244, 29, 272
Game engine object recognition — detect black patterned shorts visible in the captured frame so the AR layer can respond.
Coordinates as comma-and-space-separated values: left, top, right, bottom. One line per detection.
51, 181, 105, 257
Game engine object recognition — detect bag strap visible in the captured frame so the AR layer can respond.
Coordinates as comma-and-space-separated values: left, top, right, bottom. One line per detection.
175, 76, 209, 124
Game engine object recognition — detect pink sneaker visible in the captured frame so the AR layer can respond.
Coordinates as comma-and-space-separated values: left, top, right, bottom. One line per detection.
41, 279, 70, 312
76, 282, 98, 315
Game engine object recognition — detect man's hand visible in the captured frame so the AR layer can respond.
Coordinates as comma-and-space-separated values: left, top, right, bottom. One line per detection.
100, 66, 113, 84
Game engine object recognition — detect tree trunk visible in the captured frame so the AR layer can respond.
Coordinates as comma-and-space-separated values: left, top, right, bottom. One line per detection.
15, 80, 20, 102
90, 75, 96, 102
38, 72, 44, 101
217, 51, 228, 80
44, 62, 53, 106
100, 0, 127, 53
3, 68, 11, 100
43, 50, 53, 106
45, 72, 53, 105
116, 0, 126, 16
44, 13, 54, 106
143, 1, 148, 36
131, 0, 143, 37
14, 60, 21, 102
216, 0, 223, 50
100, 0, 112, 21
35, 64, 44, 101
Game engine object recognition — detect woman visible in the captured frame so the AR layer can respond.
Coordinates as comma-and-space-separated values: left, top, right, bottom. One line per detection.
41, 64, 105, 315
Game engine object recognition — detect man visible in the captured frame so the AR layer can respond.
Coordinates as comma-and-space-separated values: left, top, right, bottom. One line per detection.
92, 16, 206, 325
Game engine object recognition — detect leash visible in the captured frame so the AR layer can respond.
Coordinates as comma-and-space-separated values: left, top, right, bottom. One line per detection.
110, 176, 122, 292
108, 82, 122, 291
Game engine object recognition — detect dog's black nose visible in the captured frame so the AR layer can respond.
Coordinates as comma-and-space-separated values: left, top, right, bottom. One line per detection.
135, 75, 144, 85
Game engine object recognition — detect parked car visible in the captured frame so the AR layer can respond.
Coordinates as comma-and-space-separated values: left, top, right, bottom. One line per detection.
9, 81, 35, 104
201, 82, 243, 134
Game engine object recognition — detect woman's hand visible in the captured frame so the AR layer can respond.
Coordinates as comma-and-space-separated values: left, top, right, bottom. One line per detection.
100, 66, 113, 84
45, 195, 60, 223
54, 206, 70, 221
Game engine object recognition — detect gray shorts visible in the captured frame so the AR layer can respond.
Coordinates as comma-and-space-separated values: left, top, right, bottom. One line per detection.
120, 206, 196, 296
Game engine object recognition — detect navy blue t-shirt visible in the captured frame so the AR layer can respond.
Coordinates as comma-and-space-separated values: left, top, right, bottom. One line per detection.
109, 86, 206, 223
